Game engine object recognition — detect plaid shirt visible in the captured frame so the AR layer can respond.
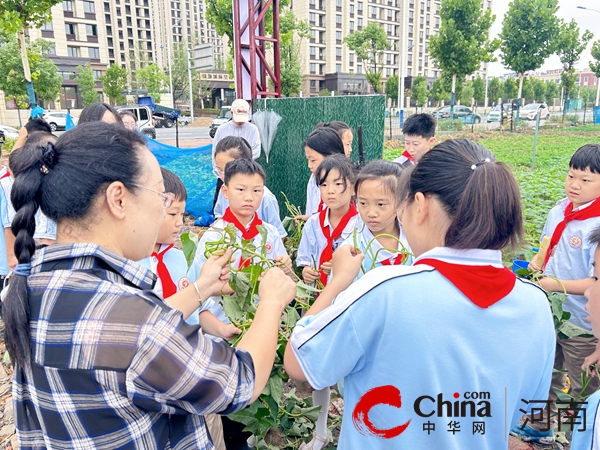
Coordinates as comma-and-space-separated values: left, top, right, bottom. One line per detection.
12, 243, 255, 449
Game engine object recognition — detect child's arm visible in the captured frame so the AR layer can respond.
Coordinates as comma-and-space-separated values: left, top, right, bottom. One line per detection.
199, 310, 241, 340
538, 276, 593, 295
4, 228, 16, 270
582, 341, 600, 372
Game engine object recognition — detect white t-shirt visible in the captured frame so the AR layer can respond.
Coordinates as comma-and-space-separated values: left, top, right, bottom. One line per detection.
212, 121, 261, 168
305, 174, 321, 216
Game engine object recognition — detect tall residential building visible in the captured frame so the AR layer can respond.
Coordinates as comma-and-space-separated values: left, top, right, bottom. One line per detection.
7, 0, 227, 112
291, 0, 492, 98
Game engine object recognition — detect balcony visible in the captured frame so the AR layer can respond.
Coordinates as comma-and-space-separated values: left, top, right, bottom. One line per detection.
87, 35, 99, 43
64, 10, 74, 17
66, 33, 76, 41
41, 30, 54, 38
85, 12, 96, 19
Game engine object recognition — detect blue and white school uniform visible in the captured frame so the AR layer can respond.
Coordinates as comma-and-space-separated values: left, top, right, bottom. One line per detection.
137, 244, 210, 325
340, 222, 413, 280
542, 198, 600, 332
296, 206, 362, 270
194, 214, 287, 323
291, 247, 555, 450
214, 186, 287, 238
305, 174, 321, 216
0, 168, 57, 241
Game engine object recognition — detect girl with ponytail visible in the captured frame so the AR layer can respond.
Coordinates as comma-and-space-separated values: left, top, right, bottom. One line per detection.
3, 121, 296, 449
285, 139, 556, 449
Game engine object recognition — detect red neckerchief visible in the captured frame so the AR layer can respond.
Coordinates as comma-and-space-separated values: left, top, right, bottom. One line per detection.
414, 258, 516, 308
380, 254, 407, 265
152, 244, 177, 299
223, 207, 263, 268
0, 171, 10, 180
543, 199, 600, 268
318, 202, 358, 286
401, 150, 415, 162
318, 199, 325, 212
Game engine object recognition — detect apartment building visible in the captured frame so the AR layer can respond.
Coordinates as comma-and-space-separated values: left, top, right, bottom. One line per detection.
292, 0, 491, 97
4, 0, 227, 113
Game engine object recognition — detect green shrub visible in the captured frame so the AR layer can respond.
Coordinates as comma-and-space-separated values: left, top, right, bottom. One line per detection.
566, 114, 580, 125
438, 119, 464, 131
1, 138, 17, 154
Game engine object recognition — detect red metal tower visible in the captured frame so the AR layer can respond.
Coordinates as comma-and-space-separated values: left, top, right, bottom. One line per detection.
232, 0, 281, 100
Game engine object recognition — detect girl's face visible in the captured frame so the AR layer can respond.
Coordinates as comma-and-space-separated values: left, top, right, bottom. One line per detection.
305, 146, 325, 175
215, 151, 237, 181
342, 130, 353, 158
357, 179, 398, 236
318, 169, 354, 210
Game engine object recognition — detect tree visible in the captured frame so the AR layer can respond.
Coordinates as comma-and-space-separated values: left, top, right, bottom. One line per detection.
487, 77, 502, 104
0, 0, 62, 106
589, 39, 600, 106
499, 0, 559, 100
545, 81, 559, 105
429, 0, 497, 118
430, 77, 450, 106
532, 78, 546, 102
279, 10, 311, 97
136, 63, 168, 103
344, 21, 390, 93
318, 88, 331, 97
555, 19, 593, 112
412, 76, 428, 109
385, 75, 399, 106
170, 42, 212, 109
472, 76, 485, 105
459, 80, 474, 106
0, 37, 61, 103
100, 64, 127, 105
521, 78, 534, 102
73, 63, 99, 107
503, 78, 518, 100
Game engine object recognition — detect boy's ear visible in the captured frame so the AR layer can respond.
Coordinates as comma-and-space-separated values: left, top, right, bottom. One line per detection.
221, 183, 229, 200
428, 137, 436, 148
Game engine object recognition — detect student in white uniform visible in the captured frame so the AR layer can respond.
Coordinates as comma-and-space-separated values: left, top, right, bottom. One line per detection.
195, 159, 292, 322
295, 154, 361, 450
572, 226, 600, 450
296, 127, 345, 222
285, 139, 556, 450
213, 136, 286, 237
341, 159, 413, 280
316, 121, 354, 158
513, 144, 600, 445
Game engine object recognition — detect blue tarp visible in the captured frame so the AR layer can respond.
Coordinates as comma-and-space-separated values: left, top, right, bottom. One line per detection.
145, 138, 216, 221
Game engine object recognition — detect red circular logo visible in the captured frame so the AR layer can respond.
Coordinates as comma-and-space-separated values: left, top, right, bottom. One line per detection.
569, 235, 582, 249
178, 277, 190, 291
265, 242, 273, 254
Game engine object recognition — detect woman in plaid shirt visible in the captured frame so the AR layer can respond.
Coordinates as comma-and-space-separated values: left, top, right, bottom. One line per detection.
1, 122, 297, 450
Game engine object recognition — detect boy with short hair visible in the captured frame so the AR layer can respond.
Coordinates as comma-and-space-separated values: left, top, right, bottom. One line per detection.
512, 144, 600, 445
195, 159, 292, 318
392, 113, 436, 168
137, 168, 240, 340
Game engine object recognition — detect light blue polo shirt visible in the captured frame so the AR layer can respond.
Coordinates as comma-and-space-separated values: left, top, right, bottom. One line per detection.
291, 247, 555, 450
542, 198, 600, 332
137, 244, 207, 325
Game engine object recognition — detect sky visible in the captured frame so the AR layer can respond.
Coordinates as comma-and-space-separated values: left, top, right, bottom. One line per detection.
487, 0, 600, 76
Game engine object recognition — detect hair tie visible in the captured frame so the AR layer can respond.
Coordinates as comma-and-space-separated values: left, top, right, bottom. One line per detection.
471, 158, 491, 170
13, 263, 31, 277
40, 142, 57, 173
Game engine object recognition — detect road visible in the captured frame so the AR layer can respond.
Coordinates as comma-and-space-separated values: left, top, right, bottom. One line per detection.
155, 126, 211, 140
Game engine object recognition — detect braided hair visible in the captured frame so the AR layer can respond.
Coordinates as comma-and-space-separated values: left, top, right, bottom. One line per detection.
2, 122, 146, 367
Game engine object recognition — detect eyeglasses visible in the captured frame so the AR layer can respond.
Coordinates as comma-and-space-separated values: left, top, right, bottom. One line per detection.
130, 183, 176, 208
212, 168, 224, 179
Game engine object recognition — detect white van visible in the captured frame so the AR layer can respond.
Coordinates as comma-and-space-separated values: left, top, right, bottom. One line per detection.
116, 105, 156, 139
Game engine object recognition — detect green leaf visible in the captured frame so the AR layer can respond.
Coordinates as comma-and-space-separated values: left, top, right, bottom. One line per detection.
557, 321, 594, 339
296, 281, 320, 298
180, 232, 199, 270
257, 225, 269, 258
267, 373, 284, 406
222, 295, 245, 322
300, 405, 323, 422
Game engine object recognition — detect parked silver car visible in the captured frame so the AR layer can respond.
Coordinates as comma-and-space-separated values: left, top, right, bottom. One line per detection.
116, 105, 156, 139
42, 111, 79, 131
521, 102, 550, 121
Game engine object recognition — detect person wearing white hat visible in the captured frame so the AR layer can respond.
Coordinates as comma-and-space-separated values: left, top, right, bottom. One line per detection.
211, 99, 262, 212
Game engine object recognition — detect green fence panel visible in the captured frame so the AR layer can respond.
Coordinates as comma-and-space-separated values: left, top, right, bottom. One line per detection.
254, 95, 385, 218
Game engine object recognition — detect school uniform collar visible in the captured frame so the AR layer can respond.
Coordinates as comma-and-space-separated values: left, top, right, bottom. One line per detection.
557, 197, 595, 212
414, 247, 504, 268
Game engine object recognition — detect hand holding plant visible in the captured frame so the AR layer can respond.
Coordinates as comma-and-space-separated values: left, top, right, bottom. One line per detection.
302, 266, 320, 284
196, 249, 233, 298
258, 267, 298, 311
330, 245, 364, 288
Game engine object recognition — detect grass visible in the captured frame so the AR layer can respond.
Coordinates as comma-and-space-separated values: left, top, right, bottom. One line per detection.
384, 125, 600, 263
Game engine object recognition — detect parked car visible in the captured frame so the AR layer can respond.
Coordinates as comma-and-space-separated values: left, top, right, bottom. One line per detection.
487, 103, 515, 123
0, 125, 19, 140
42, 112, 79, 131
116, 105, 156, 139
521, 102, 549, 121
433, 105, 481, 123
209, 106, 232, 138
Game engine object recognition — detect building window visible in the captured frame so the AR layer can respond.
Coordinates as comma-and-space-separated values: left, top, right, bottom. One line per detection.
67, 46, 79, 57
336, 47, 342, 56
349, 53, 354, 62
357, 65, 362, 74
83, 1, 95, 13
358, 18, 363, 27
336, 31, 342, 41
310, 63, 316, 73
41, 22, 53, 31
350, 4, 354, 13
358, 1, 363, 12
371, 6, 377, 15
63, 0, 73, 11
93, 70, 103, 80
44, 44, 56, 54
336, 0, 342, 7
86, 24, 98, 36
309, 12, 315, 23
350, 21, 354, 31
336, 64, 342, 72
310, 46, 316, 56
65, 23, 76, 35
310, 80, 316, 88
336, 14, 342, 24
89, 47, 100, 58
